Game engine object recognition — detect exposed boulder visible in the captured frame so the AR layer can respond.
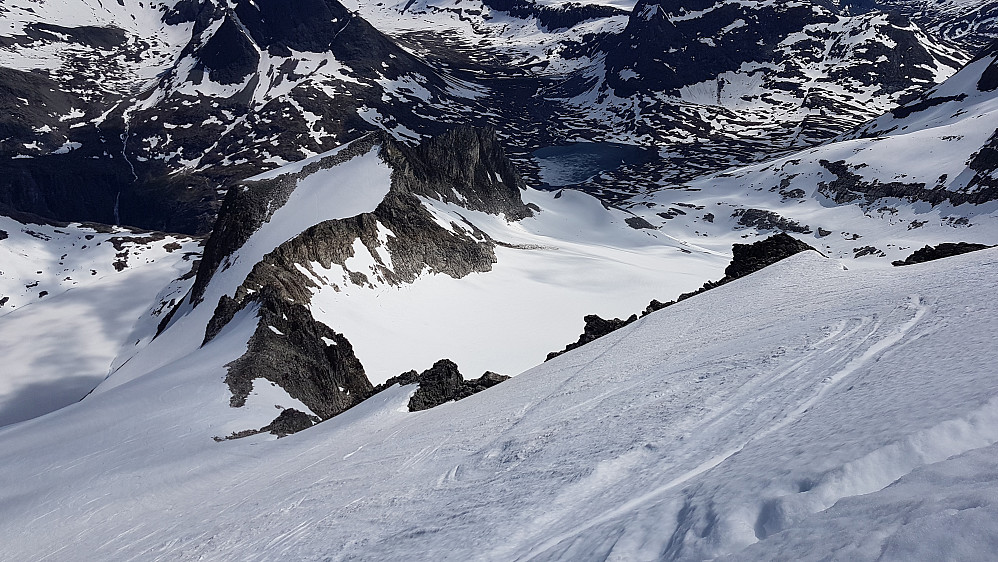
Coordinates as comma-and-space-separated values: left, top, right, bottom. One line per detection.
214, 407, 316, 441
371, 360, 510, 412
266, 408, 315, 437
545, 314, 637, 361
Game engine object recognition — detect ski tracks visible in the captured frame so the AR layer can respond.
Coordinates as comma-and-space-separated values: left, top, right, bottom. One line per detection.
514, 294, 933, 561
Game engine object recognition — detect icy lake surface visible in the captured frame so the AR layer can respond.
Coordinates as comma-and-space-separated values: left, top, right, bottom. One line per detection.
533, 142, 656, 187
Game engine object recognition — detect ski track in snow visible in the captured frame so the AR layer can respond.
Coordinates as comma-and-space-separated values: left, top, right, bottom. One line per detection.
517, 294, 932, 560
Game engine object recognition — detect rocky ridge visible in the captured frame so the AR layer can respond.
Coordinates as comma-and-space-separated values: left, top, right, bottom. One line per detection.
195, 126, 529, 430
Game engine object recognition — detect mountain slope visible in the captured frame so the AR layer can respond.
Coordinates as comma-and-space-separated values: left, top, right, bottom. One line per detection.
0, 214, 200, 426
607, 37, 998, 265
1, 0, 981, 232
0, 244, 995, 560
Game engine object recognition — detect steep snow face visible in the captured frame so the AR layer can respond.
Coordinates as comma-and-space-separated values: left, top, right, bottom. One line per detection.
1, 247, 996, 560
0, 216, 199, 427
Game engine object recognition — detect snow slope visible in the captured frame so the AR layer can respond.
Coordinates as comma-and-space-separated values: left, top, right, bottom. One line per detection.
0, 216, 199, 427
0, 246, 996, 560
307, 186, 723, 382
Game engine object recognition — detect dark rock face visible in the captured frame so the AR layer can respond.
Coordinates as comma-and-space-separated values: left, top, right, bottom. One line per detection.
381, 126, 533, 221
816, 159, 998, 207
216, 286, 372, 421
197, 15, 260, 85
406, 359, 466, 412
976, 40, 998, 91
266, 408, 315, 437
625, 216, 656, 229
546, 233, 816, 360
892, 242, 993, 266
372, 359, 510, 412
891, 94, 968, 119
964, 130, 998, 194
189, 134, 380, 307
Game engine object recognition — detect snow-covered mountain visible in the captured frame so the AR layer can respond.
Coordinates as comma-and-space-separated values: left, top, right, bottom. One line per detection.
1, 0, 990, 231
2, 0, 998, 559
609, 39, 998, 264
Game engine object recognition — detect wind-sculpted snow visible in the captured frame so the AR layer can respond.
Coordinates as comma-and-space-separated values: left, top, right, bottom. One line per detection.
1, 249, 997, 560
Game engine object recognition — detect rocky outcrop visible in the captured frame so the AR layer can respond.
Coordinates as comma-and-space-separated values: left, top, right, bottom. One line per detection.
719, 233, 817, 280
371, 359, 510, 412
892, 242, 993, 266
547, 233, 817, 360
214, 407, 316, 441
545, 314, 637, 361
977, 39, 998, 91
202, 126, 529, 322
733, 208, 812, 234
217, 286, 372, 420
265, 408, 315, 437
816, 159, 998, 206
380, 126, 533, 221
964, 130, 998, 195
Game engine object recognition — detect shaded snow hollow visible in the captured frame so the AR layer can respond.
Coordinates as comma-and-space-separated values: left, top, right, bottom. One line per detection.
1, 248, 997, 560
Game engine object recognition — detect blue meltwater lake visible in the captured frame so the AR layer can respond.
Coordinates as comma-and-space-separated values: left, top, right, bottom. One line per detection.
532, 142, 656, 187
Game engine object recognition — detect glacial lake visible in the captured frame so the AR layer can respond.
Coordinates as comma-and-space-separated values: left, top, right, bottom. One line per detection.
532, 142, 657, 187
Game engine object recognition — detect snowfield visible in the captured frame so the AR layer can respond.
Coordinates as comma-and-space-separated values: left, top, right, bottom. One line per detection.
0, 217, 199, 427
1, 247, 996, 560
